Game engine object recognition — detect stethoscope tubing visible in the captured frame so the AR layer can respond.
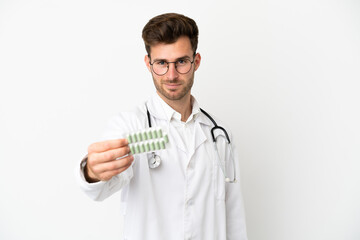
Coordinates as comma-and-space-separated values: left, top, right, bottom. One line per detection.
145, 104, 236, 183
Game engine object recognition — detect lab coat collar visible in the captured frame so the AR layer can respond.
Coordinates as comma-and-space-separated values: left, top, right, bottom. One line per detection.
146, 93, 212, 161
146, 92, 213, 127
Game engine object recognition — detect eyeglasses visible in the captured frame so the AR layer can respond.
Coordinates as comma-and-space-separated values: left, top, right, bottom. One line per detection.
149, 55, 195, 76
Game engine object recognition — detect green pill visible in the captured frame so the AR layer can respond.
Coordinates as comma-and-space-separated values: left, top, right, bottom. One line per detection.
153, 130, 158, 138
145, 142, 150, 152
138, 132, 143, 141
150, 141, 156, 151
158, 129, 163, 138
155, 141, 160, 150
147, 130, 153, 139
160, 140, 166, 149
132, 133, 138, 143
163, 134, 169, 143
142, 132, 148, 140
140, 143, 145, 153
135, 144, 140, 154
127, 134, 133, 144
130, 145, 136, 154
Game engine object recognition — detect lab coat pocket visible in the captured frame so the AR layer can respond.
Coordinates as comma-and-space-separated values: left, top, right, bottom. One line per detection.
214, 158, 226, 201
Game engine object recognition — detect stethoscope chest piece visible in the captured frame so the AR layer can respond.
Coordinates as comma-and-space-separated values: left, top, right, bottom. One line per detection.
148, 153, 161, 169
144, 105, 235, 182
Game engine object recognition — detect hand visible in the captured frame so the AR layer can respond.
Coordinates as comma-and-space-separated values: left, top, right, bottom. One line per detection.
85, 139, 134, 183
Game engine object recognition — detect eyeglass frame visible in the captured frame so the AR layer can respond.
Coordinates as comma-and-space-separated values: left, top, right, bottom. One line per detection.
148, 53, 197, 76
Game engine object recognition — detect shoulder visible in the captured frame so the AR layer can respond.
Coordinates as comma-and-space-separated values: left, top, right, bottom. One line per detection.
101, 104, 148, 141
199, 108, 235, 140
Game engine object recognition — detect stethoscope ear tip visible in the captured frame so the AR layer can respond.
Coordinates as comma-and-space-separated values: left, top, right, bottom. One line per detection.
225, 178, 231, 183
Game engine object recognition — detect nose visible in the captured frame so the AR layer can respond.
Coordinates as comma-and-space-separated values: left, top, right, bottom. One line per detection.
167, 62, 179, 79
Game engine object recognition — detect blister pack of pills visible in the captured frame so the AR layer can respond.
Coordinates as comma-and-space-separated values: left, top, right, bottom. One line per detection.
126, 127, 170, 154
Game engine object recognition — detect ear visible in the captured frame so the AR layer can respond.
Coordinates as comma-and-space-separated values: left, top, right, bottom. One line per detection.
144, 55, 151, 72
194, 53, 201, 71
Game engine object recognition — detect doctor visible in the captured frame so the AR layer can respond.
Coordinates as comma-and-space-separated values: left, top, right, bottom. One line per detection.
77, 13, 248, 240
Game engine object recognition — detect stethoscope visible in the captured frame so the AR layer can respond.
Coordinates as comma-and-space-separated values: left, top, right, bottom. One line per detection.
146, 105, 237, 183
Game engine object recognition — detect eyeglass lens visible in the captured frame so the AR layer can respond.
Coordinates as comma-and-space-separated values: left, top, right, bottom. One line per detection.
151, 59, 193, 76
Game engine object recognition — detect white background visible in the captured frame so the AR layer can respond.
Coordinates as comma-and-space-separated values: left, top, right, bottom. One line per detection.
0, 0, 359, 239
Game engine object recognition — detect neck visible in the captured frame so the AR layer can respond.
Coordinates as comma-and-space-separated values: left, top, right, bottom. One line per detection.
157, 92, 192, 122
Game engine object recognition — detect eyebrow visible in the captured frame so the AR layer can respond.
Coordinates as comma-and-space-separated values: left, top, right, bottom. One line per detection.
152, 55, 192, 62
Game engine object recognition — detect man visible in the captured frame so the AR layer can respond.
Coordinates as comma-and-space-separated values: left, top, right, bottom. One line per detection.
77, 13, 248, 240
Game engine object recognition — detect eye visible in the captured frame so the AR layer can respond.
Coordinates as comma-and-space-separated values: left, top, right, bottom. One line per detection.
155, 60, 166, 66
177, 59, 188, 65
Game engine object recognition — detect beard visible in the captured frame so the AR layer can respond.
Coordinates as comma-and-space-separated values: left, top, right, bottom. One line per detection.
152, 71, 194, 101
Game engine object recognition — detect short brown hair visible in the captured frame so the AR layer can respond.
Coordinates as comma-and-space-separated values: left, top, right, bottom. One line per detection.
142, 13, 199, 55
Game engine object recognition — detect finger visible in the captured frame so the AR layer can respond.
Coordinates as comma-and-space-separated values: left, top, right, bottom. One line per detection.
98, 164, 134, 181
92, 146, 131, 164
92, 155, 134, 174
88, 138, 128, 153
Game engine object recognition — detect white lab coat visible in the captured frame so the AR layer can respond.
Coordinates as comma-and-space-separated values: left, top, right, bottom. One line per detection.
77, 94, 248, 240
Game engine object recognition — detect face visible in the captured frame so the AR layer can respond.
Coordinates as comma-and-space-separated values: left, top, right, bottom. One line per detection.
145, 36, 201, 102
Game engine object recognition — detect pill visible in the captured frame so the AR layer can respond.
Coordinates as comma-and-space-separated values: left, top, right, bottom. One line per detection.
135, 144, 140, 154
160, 140, 166, 149
140, 143, 145, 153
147, 130, 153, 139
153, 130, 158, 138
131, 144, 136, 154
155, 141, 160, 150
163, 134, 169, 143
127, 134, 133, 144
142, 132, 148, 140
132, 133, 138, 143
130, 145, 136, 154
158, 128, 163, 137
138, 132, 143, 141
145, 142, 150, 152
150, 141, 156, 151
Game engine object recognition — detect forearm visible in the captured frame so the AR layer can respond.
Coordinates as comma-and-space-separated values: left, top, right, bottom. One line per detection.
76, 156, 133, 201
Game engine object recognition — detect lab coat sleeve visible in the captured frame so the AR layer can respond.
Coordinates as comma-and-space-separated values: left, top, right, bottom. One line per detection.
76, 155, 133, 201
225, 135, 248, 239
76, 111, 142, 201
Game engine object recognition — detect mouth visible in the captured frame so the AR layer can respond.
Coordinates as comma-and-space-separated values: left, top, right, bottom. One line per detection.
164, 82, 181, 90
